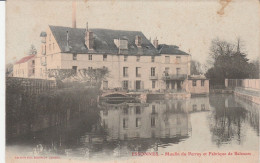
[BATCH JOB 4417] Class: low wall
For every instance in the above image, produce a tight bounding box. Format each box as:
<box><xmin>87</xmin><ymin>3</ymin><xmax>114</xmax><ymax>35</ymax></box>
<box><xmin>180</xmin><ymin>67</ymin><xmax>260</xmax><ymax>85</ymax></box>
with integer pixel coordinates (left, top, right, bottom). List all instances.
<box><xmin>234</xmin><ymin>88</ymin><xmax>260</xmax><ymax>105</ymax></box>
<box><xmin>225</xmin><ymin>79</ymin><xmax>260</xmax><ymax>90</ymax></box>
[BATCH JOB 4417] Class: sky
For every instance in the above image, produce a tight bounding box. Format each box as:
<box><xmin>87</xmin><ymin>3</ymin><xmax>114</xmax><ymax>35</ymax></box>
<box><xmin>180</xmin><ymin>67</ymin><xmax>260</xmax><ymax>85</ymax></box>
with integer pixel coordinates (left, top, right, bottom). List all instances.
<box><xmin>6</xmin><ymin>0</ymin><xmax>260</xmax><ymax>68</ymax></box>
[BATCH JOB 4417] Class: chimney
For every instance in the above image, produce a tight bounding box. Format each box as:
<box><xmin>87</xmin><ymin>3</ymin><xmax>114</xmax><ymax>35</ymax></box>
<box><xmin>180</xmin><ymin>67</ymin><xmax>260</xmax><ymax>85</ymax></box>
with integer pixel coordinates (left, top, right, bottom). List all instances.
<box><xmin>135</xmin><ymin>35</ymin><xmax>142</xmax><ymax>47</ymax></box>
<box><xmin>66</xmin><ymin>31</ymin><xmax>69</xmax><ymax>46</ymax></box>
<box><xmin>85</xmin><ymin>22</ymin><xmax>94</xmax><ymax>50</ymax></box>
<box><xmin>153</xmin><ymin>37</ymin><xmax>158</xmax><ymax>49</ymax></box>
<box><xmin>72</xmin><ymin>0</ymin><xmax>76</xmax><ymax>28</ymax></box>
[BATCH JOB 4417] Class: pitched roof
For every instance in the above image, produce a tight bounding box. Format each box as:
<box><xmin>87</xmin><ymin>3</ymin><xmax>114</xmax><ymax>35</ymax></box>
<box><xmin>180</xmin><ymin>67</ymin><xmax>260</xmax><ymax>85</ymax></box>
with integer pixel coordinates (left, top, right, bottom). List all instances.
<box><xmin>49</xmin><ymin>25</ymin><xmax>159</xmax><ymax>55</ymax></box>
<box><xmin>15</xmin><ymin>55</ymin><xmax>35</xmax><ymax>64</ymax></box>
<box><xmin>158</xmin><ymin>44</ymin><xmax>189</xmax><ymax>55</ymax></box>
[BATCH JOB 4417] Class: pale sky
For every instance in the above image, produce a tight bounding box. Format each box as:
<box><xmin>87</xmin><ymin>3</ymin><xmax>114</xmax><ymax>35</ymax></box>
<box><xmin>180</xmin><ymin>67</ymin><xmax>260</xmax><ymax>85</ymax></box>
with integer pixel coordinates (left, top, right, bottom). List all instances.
<box><xmin>6</xmin><ymin>0</ymin><xmax>260</xmax><ymax>67</ymax></box>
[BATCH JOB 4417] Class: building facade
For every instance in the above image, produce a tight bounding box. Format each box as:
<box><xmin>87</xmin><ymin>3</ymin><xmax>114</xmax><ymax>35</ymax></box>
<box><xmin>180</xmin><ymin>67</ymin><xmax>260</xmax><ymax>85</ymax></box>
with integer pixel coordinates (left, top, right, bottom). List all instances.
<box><xmin>13</xmin><ymin>55</ymin><xmax>35</xmax><ymax>78</ymax></box>
<box><xmin>14</xmin><ymin>25</ymin><xmax>193</xmax><ymax>92</ymax></box>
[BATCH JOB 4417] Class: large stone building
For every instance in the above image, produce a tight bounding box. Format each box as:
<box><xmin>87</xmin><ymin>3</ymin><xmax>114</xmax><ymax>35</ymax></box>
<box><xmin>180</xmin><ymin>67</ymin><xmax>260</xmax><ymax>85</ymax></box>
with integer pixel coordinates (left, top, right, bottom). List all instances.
<box><xmin>28</xmin><ymin>25</ymin><xmax>192</xmax><ymax>92</ymax></box>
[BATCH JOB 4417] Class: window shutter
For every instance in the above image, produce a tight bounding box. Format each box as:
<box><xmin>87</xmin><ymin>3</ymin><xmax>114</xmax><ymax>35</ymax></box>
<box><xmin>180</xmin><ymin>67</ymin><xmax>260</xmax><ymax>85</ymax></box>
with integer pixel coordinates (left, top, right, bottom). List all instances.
<box><xmin>141</xmin><ymin>81</ymin><xmax>144</xmax><ymax>90</ymax></box>
<box><xmin>122</xmin><ymin>81</ymin><xmax>124</xmax><ymax>89</ymax></box>
<box><xmin>134</xmin><ymin>80</ymin><xmax>136</xmax><ymax>90</ymax></box>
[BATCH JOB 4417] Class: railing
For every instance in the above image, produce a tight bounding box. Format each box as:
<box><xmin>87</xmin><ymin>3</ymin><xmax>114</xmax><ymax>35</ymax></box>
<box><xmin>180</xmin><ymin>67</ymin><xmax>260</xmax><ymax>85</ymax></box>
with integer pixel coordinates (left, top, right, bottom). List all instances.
<box><xmin>162</xmin><ymin>74</ymin><xmax>187</xmax><ymax>80</ymax></box>
<box><xmin>149</xmin><ymin>74</ymin><xmax>158</xmax><ymax>80</ymax></box>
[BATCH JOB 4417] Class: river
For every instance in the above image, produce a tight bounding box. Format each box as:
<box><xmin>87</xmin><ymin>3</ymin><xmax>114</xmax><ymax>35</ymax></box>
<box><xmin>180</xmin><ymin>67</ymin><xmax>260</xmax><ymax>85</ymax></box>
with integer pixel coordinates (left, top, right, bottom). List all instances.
<box><xmin>6</xmin><ymin>94</ymin><xmax>259</xmax><ymax>160</ymax></box>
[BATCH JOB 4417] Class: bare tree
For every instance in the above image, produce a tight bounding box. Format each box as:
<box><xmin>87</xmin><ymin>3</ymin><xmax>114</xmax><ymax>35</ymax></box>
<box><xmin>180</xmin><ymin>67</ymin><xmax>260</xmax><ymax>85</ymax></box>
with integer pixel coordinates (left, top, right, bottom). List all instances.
<box><xmin>28</xmin><ymin>44</ymin><xmax>37</xmax><ymax>55</ymax></box>
<box><xmin>190</xmin><ymin>60</ymin><xmax>203</xmax><ymax>75</ymax></box>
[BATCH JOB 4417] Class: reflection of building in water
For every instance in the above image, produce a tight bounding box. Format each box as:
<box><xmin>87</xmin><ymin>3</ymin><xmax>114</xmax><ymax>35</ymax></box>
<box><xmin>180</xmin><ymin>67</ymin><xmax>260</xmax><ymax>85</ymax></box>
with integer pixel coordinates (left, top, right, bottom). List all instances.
<box><xmin>100</xmin><ymin>98</ymin><xmax>209</xmax><ymax>141</ymax></box>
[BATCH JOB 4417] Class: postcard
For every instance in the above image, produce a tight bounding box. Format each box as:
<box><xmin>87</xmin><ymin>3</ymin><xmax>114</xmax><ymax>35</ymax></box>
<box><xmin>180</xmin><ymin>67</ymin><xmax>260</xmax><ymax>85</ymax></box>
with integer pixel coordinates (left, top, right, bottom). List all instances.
<box><xmin>5</xmin><ymin>0</ymin><xmax>260</xmax><ymax>162</ymax></box>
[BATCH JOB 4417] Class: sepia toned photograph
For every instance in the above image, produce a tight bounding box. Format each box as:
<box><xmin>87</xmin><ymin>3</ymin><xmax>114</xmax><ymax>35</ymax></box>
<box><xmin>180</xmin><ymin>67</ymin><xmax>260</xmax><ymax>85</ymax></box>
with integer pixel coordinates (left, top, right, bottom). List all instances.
<box><xmin>4</xmin><ymin>0</ymin><xmax>260</xmax><ymax>162</ymax></box>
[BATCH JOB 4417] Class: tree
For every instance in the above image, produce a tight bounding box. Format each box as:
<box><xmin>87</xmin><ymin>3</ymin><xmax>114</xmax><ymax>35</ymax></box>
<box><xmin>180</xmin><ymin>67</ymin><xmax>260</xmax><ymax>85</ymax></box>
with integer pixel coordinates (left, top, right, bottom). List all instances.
<box><xmin>78</xmin><ymin>67</ymin><xmax>109</xmax><ymax>88</ymax></box>
<box><xmin>47</xmin><ymin>67</ymin><xmax>109</xmax><ymax>89</ymax></box>
<box><xmin>248</xmin><ymin>58</ymin><xmax>260</xmax><ymax>79</ymax></box>
<box><xmin>28</xmin><ymin>44</ymin><xmax>37</xmax><ymax>55</ymax></box>
<box><xmin>47</xmin><ymin>69</ymin><xmax>76</xmax><ymax>88</ymax></box>
<box><xmin>205</xmin><ymin>38</ymin><xmax>252</xmax><ymax>86</ymax></box>
<box><xmin>190</xmin><ymin>60</ymin><xmax>203</xmax><ymax>75</ymax></box>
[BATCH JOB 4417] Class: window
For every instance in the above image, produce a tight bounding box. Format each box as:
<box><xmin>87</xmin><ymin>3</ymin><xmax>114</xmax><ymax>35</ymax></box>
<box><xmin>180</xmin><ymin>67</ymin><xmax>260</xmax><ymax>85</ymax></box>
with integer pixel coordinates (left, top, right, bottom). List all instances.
<box><xmin>165</xmin><ymin>67</ymin><xmax>169</xmax><ymax>76</ymax></box>
<box><xmin>88</xmin><ymin>67</ymin><xmax>92</xmax><ymax>70</ymax></box>
<box><xmin>73</xmin><ymin>53</ymin><xmax>77</xmax><ymax>60</ymax></box>
<box><xmin>192</xmin><ymin>80</ymin><xmax>197</xmax><ymax>86</ymax></box>
<box><xmin>165</xmin><ymin>56</ymin><xmax>170</xmax><ymax>63</ymax></box>
<box><xmin>151</xmin><ymin>117</ymin><xmax>155</xmax><ymax>127</ymax></box>
<box><xmin>49</xmin><ymin>44</ymin><xmax>51</xmax><ymax>51</ymax></box>
<box><xmin>152</xmin><ymin>81</ymin><xmax>156</xmax><ymax>88</ymax></box>
<box><xmin>32</xmin><ymin>68</ymin><xmax>35</xmax><ymax>74</ymax></box>
<box><xmin>123</xmin><ymin>80</ymin><xmax>128</xmax><ymax>90</ymax></box>
<box><xmin>136</xmin><ymin>56</ymin><xmax>140</xmax><ymax>62</ymax></box>
<box><xmin>192</xmin><ymin>104</ymin><xmax>197</xmax><ymax>111</ymax></box>
<box><xmin>123</xmin><ymin>118</ymin><xmax>128</xmax><ymax>129</ymax></box>
<box><xmin>135</xmin><ymin>106</ymin><xmax>141</xmax><ymax>114</ymax></box>
<box><xmin>136</xmin><ymin>67</ymin><xmax>141</xmax><ymax>77</ymax></box>
<box><xmin>176</xmin><ymin>68</ymin><xmax>181</xmax><ymax>75</ymax></box>
<box><xmin>123</xmin><ymin>67</ymin><xmax>128</xmax><ymax>77</ymax></box>
<box><xmin>32</xmin><ymin>60</ymin><xmax>35</xmax><ymax>64</ymax></box>
<box><xmin>72</xmin><ymin>66</ymin><xmax>77</xmax><ymax>71</ymax></box>
<box><xmin>103</xmin><ymin>81</ymin><xmax>108</xmax><ymax>89</ymax></box>
<box><xmin>176</xmin><ymin>56</ymin><xmax>181</xmax><ymax>63</ymax></box>
<box><xmin>201</xmin><ymin>80</ymin><xmax>205</xmax><ymax>86</ymax></box>
<box><xmin>152</xmin><ymin>105</ymin><xmax>156</xmax><ymax>114</ymax></box>
<box><xmin>136</xmin><ymin>80</ymin><xmax>141</xmax><ymax>90</ymax></box>
<box><xmin>124</xmin><ymin>55</ymin><xmax>128</xmax><ymax>61</ymax></box>
<box><xmin>201</xmin><ymin>104</ymin><xmax>205</xmax><ymax>111</ymax></box>
<box><xmin>151</xmin><ymin>67</ymin><xmax>155</xmax><ymax>76</ymax></box>
<box><xmin>151</xmin><ymin>56</ymin><xmax>155</xmax><ymax>62</ymax></box>
<box><xmin>136</xmin><ymin>118</ymin><xmax>141</xmax><ymax>127</ymax></box>
<box><xmin>103</xmin><ymin>54</ymin><xmax>107</xmax><ymax>61</ymax></box>
<box><xmin>123</xmin><ymin>107</ymin><xmax>128</xmax><ymax>114</ymax></box>
<box><xmin>88</xmin><ymin>54</ymin><xmax>92</xmax><ymax>60</ymax></box>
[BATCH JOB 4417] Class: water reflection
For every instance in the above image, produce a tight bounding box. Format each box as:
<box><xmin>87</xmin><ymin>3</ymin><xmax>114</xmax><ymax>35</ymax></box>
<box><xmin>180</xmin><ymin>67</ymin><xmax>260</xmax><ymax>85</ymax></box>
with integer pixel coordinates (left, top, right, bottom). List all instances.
<box><xmin>209</xmin><ymin>95</ymin><xmax>259</xmax><ymax>147</ymax></box>
<box><xmin>6</xmin><ymin>95</ymin><xmax>259</xmax><ymax>159</ymax></box>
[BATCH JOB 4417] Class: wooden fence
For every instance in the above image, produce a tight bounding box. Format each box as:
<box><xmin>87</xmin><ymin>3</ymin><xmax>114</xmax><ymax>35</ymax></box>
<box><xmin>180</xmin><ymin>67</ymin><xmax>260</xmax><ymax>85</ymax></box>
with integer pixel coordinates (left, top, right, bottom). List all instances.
<box><xmin>6</xmin><ymin>77</ymin><xmax>57</xmax><ymax>95</ymax></box>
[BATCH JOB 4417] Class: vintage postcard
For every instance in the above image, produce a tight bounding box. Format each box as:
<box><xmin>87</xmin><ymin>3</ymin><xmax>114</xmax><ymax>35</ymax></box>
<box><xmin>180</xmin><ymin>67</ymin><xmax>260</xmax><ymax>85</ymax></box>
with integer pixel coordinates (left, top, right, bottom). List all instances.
<box><xmin>5</xmin><ymin>0</ymin><xmax>260</xmax><ymax>162</ymax></box>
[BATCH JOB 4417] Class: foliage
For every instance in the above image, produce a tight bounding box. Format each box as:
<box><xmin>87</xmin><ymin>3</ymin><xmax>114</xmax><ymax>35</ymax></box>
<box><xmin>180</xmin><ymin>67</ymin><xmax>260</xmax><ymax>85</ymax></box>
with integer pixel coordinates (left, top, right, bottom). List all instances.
<box><xmin>28</xmin><ymin>44</ymin><xmax>37</xmax><ymax>55</ymax></box>
<box><xmin>248</xmin><ymin>59</ymin><xmax>260</xmax><ymax>79</ymax></box>
<box><xmin>205</xmin><ymin>38</ymin><xmax>253</xmax><ymax>86</ymax></box>
<box><xmin>48</xmin><ymin>67</ymin><xmax>109</xmax><ymax>89</ymax></box>
<box><xmin>190</xmin><ymin>60</ymin><xmax>203</xmax><ymax>75</ymax></box>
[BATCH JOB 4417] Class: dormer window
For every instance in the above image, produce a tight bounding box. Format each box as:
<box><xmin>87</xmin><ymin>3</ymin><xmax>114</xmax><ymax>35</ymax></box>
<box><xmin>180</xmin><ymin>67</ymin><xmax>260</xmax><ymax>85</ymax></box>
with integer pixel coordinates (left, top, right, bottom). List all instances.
<box><xmin>135</xmin><ymin>35</ymin><xmax>142</xmax><ymax>47</ymax></box>
<box><xmin>114</xmin><ymin>39</ymin><xmax>128</xmax><ymax>50</ymax></box>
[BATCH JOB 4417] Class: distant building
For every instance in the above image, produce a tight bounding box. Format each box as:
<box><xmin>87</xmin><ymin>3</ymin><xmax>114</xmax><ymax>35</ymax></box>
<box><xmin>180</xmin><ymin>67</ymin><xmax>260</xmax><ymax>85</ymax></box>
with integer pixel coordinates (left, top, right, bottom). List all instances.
<box><xmin>13</xmin><ymin>55</ymin><xmax>35</xmax><ymax>78</ymax></box>
<box><xmin>186</xmin><ymin>75</ymin><xmax>209</xmax><ymax>95</ymax></box>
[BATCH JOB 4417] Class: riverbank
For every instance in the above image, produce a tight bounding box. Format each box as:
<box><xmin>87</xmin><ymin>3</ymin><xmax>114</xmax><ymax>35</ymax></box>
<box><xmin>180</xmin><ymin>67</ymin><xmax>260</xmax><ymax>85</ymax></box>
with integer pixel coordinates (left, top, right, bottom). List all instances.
<box><xmin>6</xmin><ymin>86</ymin><xmax>100</xmax><ymax>139</ymax></box>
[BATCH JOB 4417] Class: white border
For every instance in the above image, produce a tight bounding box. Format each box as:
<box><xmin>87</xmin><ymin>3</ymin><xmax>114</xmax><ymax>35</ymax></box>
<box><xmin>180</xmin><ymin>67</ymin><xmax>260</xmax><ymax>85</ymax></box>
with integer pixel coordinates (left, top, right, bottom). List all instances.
<box><xmin>0</xmin><ymin>1</ymin><xmax>5</xmax><ymax>163</ymax></box>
